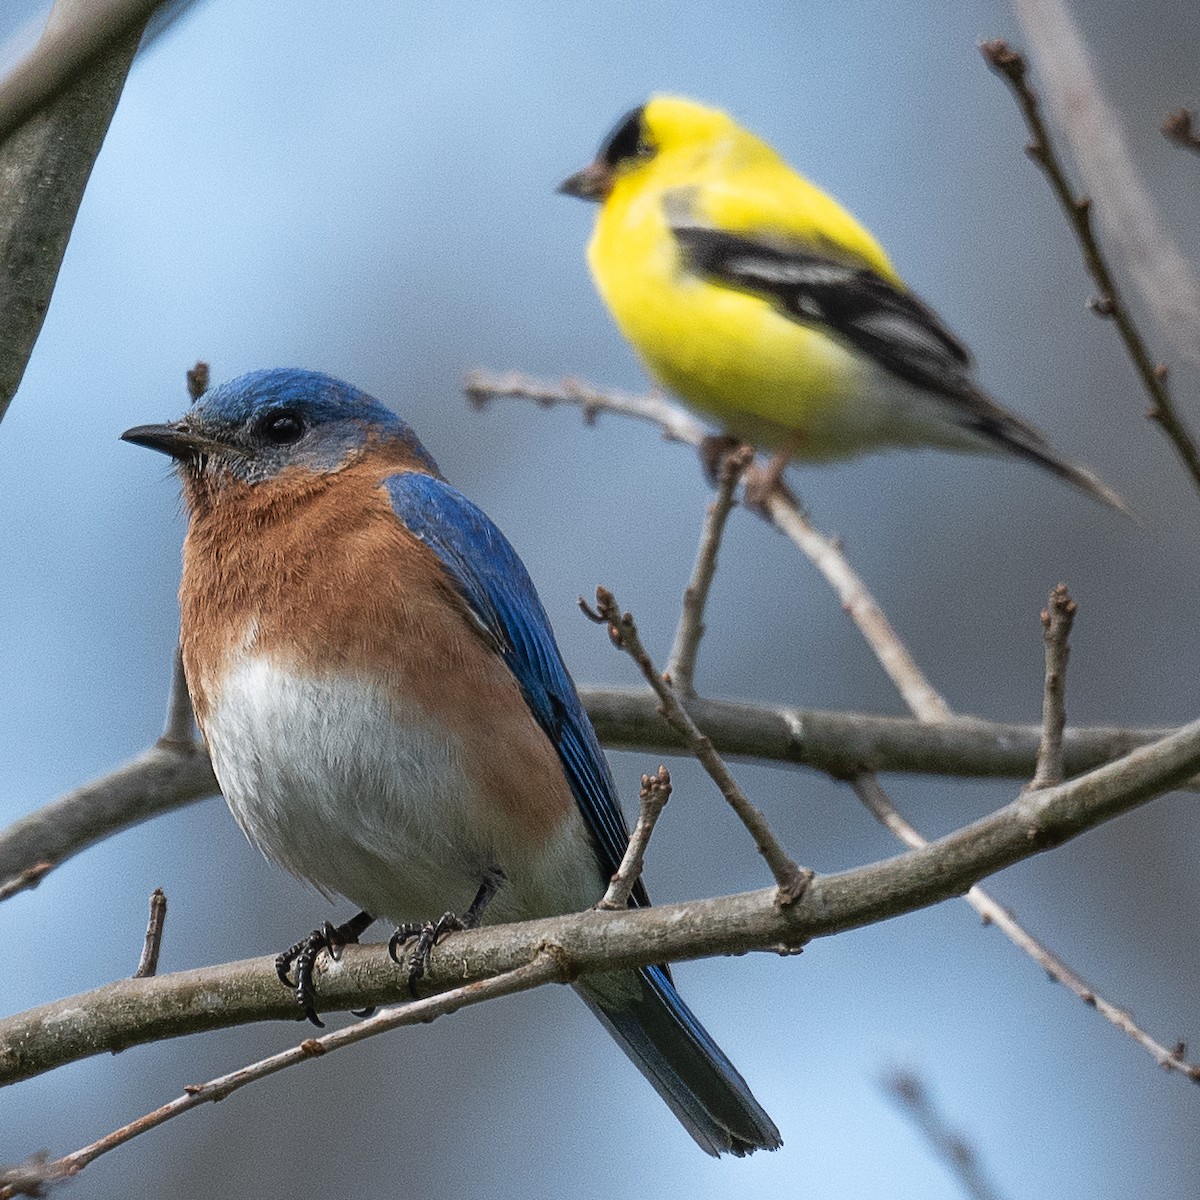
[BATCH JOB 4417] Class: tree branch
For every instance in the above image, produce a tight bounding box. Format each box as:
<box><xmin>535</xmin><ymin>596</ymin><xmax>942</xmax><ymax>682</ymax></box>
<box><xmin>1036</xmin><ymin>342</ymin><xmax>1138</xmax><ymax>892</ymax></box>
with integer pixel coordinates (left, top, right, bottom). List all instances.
<box><xmin>6</xmin><ymin>713</ymin><xmax>1200</xmax><ymax>1087</ymax></box>
<box><xmin>0</xmin><ymin>0</ymin><xmax>154</xmax><ymax>425</ymax></box>
<box><xmin>1</xmin><ymin>688</ymin><xmax>1185</xmax><ymax>904</ymax></box>
<box><xmin>0</xmin><ymin>742</ymin><xmax>217</xmax><ymax>899</ymax></box>
<box><xmin>0</xmin><ymin>0</ymin><xmax>165</xmax><ymax>144</ymax></box>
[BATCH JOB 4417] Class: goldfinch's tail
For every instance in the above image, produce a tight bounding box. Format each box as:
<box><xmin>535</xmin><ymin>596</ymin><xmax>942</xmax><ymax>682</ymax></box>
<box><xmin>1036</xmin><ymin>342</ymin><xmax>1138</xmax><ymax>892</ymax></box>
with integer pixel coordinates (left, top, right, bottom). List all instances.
<box><xmin>961</xmin><ymin>392</ymin><xmax>1132</xmax><ymax>516</ymax></box>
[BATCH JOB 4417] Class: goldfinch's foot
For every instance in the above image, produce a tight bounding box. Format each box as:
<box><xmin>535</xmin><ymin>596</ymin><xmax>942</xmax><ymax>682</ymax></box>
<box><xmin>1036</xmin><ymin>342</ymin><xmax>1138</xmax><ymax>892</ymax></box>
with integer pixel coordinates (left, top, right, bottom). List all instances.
<box><xmin>698</xmin><ymin>434</ymin><xmax>747</xmax><ymax>486</ymax></box>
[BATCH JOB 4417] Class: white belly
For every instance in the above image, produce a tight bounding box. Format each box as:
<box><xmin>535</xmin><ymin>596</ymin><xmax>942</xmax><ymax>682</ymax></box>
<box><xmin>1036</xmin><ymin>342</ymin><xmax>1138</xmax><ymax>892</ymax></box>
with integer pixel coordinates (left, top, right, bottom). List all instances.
<box><xmin>201</xmin><ymin>657</ymin><xmax>600</xmax><ymax>925</ymax></box>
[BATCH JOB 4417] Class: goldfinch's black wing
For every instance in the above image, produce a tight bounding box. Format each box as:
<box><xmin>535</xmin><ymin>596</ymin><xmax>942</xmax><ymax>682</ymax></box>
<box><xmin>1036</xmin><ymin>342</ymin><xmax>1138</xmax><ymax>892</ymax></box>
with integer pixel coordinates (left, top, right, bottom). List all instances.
<box><xmin>673</xmin><ymin>224</ymin><xmax>983</xmax><ymax>402</ymax></box>
<box><xmin>672</xmin><ymin>224</ymin><xmax>1129</xmax><ymax>512</ymax></box>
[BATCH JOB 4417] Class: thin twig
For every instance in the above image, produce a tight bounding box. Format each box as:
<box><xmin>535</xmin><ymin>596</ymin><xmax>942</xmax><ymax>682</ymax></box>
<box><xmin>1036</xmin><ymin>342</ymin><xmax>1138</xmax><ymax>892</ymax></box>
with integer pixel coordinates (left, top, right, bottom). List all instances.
<box><xmin>133</xmin><ymin>888</ymin><xmax>167</xmax><ymax>979</ymax></box>
<box><xmin>466</xmin><ymin>370</ymin><xmax>706</xmax><ymax>444</ymax></box>
<box><xmin>980</xmin><ymin>38</ymin><xmax>1200</xmax><ymax>493</ymax></box>
<box><xmin>883</xmin><ymin>1069</ymin><xmax>1006</xmax><ymax>1200</ymax></box>
<box><xmin>1162</xmin><ymin>109</ymin><xmax>1200</xmax><ymax>157</ymax></box>
<box><xmin>1029</xmin><ymin>584</ymin><xmax>1076</xmax><ymax>790</ymax></box>
<box><xmin>666</xmin><ymin>445</ymin><xmax>753</xmax><ymax>696</ymax></box>
<box><xmin>584</xmin><ymin>586</ymin><xmax>811</xmax><ymax>905</ymax></box>
<box><xmin>0</xmin><ymin>955</ymin><xmax>562</xmax><ymax>1200</ymax></box>
<box><xmin>598</xmin><ymin>766</ymin><xmax>672</xmax><ymax>911</ymax></box>
<box><xmin>852</xmin><ymin>773</ymin><xmax>1200</xmax><ymax>1083</ymax></box>
<box><xmin>468</xmin><ymin>373</ymin><xmax>951</xmax><ymax>719</ymax></box>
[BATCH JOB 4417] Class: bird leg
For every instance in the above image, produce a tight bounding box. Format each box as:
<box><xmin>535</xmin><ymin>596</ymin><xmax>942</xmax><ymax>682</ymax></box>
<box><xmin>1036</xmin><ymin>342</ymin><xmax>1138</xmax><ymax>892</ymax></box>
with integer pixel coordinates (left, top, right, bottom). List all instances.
<box><xmin>743</xmin><ymin>432</ymin><xmax>804</xmax><ymax>514</ymax></box>
<box><xmin>388</xmin><ymin>867</ymin><xmax>506</xmax><ymax>995</ymax></box>
<box><xmin>275</xmin><ymin>909</ymin><xmax>376</xmax><ymax>1027</ymax></box>
<box><xmin>698</xmin><ymin>433</ymin><xmax>747</xmax><ymax>486</ymax></box>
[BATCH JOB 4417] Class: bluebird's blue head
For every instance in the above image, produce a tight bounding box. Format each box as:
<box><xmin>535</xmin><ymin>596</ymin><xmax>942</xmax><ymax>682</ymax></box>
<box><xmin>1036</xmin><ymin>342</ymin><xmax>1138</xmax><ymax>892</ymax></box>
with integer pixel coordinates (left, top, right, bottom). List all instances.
<box><xmin>121</xmin><ymin>368</ymin><xmax>440</xmax><ymax>484</ymax></box>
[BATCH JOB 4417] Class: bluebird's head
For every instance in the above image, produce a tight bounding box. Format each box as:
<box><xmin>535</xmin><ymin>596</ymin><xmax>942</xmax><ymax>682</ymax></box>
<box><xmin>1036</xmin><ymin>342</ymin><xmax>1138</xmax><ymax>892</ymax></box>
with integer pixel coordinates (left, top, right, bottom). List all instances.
<box><xmin>121</xmin><ymin>368</ymin><xmax>440</xmax><ymax>486</ymax></box>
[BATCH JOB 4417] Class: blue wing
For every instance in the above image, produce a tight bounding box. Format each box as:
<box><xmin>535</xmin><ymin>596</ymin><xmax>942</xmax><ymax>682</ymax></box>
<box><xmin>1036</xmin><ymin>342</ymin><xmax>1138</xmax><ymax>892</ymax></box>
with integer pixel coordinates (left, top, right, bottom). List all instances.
<box><xmin>384</xmin><ymin>471</ymin><xmax>645</xmax><ymax>906</ymax></box>
<box><xmin>385</xmin><ymin>471</ymin><xmax>780</xmax><ymax>1156</ymax></box>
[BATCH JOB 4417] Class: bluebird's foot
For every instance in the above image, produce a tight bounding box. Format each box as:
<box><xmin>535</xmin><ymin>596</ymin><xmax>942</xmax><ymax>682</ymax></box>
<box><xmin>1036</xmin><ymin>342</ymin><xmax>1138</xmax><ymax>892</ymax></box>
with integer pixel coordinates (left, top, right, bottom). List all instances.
<box><xmin>389</xmin><ymin>912</ymin><xmax>465</xmax><ymax>995</ymax></box>
<box><xmin>387</xmin><ymin>868</ymin><xmax>507</xmax><ymax>996</ymax></box>
<box><xmin>276</xmin><ymin>909</ymin><xmax>376</xmax><ymax>1027</ymax></box>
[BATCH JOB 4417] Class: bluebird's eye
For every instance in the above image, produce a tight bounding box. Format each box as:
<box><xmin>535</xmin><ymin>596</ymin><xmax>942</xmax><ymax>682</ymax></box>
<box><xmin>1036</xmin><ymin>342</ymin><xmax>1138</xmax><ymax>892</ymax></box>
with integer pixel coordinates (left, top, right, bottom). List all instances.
<box><xmin>258</xmin><ymin>410</ymin><xmax>305</xmax><ymax>446</ymax></box>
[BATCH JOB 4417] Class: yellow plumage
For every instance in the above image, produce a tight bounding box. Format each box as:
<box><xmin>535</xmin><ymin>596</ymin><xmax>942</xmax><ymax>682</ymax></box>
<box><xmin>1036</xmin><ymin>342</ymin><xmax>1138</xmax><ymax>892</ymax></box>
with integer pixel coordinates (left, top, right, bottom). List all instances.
<box><xmin>560</xmin><ymin>95</ymin><xmax>1126</xmax><ymax>509</ymax></box>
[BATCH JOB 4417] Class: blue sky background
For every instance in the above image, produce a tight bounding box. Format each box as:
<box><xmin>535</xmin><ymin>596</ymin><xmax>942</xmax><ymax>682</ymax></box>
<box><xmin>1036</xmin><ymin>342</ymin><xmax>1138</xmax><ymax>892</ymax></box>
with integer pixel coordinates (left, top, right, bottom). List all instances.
<box><xmin>3</xmin><ymin>1</ymin><xmax>1200</xmax><ymax>1196</ymax></box>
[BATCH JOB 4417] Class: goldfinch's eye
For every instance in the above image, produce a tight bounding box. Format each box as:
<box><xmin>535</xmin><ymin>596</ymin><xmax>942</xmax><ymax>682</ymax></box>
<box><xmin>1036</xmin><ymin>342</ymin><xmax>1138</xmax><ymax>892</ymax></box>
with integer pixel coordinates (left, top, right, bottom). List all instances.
<box><xmin>257</xmin><ymin>410</ymin><xmax>305</xmax><ymax>445</ymax></box>
<box><xmin>602</xmin><ymin>105</ymin><xmax>654</xmax><ymax>167</ymax></box>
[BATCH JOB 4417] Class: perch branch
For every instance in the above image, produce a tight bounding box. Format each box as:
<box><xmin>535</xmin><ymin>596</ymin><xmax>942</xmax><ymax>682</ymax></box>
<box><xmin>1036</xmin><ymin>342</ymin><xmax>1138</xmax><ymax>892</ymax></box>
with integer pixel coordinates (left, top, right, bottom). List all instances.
<box><xmin>5</xmin><ymin>711</ymin><xmax>1200</xmax><ymax>1086</ymax></box>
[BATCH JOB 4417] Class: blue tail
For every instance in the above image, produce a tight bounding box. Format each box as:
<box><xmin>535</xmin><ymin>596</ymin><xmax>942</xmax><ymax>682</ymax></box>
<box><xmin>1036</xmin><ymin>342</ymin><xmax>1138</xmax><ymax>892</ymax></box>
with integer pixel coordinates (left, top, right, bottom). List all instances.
<box><xmin>576</xmin><ymin>964</ymin><xmax>781</xmax><ymax>1156</ymax></box>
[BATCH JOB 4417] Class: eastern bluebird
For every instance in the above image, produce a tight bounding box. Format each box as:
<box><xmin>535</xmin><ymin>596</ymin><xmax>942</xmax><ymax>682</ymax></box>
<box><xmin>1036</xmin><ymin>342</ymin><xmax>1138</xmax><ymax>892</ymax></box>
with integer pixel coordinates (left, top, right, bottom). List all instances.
<box><xmin>122</xmin><ymin>367</ymin><xmax>780</xmax><ymax>1156</ymax></box>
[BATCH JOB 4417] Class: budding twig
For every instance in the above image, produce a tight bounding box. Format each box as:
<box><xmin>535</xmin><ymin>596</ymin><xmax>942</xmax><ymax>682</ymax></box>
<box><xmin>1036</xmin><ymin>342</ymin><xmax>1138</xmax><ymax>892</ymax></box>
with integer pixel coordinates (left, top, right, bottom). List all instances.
<box><xmin>1029</xmin><ymin>584</ymin><xmax>1077</xmax><ymax>791</ymax></box>
<box><xmin>132</xmin><ymin>888</ymin><xmax>167</xmax><ymax>979</ymax></box>
<box><xmin>583</xmin><ymin>587</ymin><xmax>811</xmax><ymax>906</ymax></box>
<box><xmin>597</xmin><ymin>766</ymin><xmax>672</xmax><ymax>911</ymax></box>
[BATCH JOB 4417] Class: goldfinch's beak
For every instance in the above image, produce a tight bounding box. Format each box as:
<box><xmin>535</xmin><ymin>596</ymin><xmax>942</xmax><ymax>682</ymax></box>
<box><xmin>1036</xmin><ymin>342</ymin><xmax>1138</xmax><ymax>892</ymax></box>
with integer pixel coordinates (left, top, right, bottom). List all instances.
<box><xmin>557</xmin><ymin>159</ymin><xmax>614</xmax><ymax>202</ymax></box>
<box><xmin>121</xmin><ymin>421</ymin><xmax>208</xmax><ymax>460</ymax></box>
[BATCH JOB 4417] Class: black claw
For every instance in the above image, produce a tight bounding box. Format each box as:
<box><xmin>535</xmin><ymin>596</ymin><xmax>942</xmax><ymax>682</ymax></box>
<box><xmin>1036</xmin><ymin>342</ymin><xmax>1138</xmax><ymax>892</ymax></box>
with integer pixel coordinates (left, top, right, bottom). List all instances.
<box><xmin>387</xmin><ymin>873</ymin><xmax>505</xmax><ymax>997</ymax></box>
<box><xmin>388</xmin><ymin>923</ymin><xmax>423</xmax><ymax>964</ymax></box>
<box><xmin>405</xmin><ymin>912</ymin><xmax>464</xmax><ymax>994</ymax></box>
<box><xmin>273</xmin><ymin>910</ymin><xmax>376</xmax><ymax>1027</ymax></box>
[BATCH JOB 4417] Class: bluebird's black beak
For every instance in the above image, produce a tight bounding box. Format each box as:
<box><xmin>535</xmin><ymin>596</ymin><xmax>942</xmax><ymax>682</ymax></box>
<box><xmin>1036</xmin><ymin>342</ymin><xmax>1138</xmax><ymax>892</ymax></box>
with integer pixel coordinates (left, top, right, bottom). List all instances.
<box><xmin>120</xmin><ymin>421</ymin><xmax>204</xmax><ymax>460</ymax></box>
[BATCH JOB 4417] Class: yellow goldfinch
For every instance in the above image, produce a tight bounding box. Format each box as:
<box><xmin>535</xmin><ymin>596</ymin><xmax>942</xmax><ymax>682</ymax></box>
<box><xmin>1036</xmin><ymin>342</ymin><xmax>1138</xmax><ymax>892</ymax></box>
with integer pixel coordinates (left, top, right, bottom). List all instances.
<box><xmin>559</xmin><ymin>95</ymin><xmax>1126</xmax><ymax>511</ymax></box>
